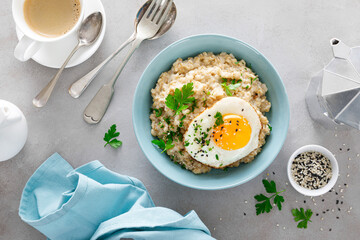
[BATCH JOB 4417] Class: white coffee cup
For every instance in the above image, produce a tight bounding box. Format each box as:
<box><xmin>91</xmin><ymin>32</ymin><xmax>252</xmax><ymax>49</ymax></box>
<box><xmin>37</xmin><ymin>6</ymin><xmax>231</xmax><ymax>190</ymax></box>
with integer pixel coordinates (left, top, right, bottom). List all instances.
<box><xmin>12</xmin><ymin>0</ymin><xmax>85</xmax><ymax>62</ymax></box>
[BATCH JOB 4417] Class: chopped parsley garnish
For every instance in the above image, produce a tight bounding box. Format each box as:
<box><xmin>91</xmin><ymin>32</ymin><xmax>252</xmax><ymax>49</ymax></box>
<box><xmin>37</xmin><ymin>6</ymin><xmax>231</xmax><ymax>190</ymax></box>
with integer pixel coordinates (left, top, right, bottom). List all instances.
<box><xmin>235</xmin><ymin>61</ymin><xmax>239</xmax><ymax>64</ymax></box>
<box><xmin>292</xmin><ymin>208</ymin><xmax>313</xmax><ymax>229</ymax></box>
<box><xmin>151</xmin><ymin>138</ymin><xmax>174</xmax><ymax>153</ymax></box>
<box><xmin>221</xmin><ymin>79</ymin><xmax>241</xmax><ymax>96</ymax></box>
<box><xmin>179</xmin><ymin>115</ymin><xmax>186</xmax><ymax>128</ymax></box>
<box><xmin>215</xmin><ymin>154</ymin><xmax>219</xmax><ymax>160</ymax></box>
<box><xmin>153</xmin><ymin>108</ymin><xmax>163</xmax><ymax>117</ymax></box>
<box><xmin>164</xmin><ymin>117</ymin><xmax>171</xmax><ymax>124</ymax></box>
<box><xmin>165</xmin><ymin>83</ymin><xmax>195</xmax><ymax>115</ymax></box>
<box><xmin>254</xmin><ymin>179</ymin><xmax>285</xmax><ymax>215</ymax></box>
<box><xmin>251</xmin><ymin>77</ymin><xmax>258</xmax><ymax>85</ymax></box>
<box><xmin>268</xmin><ymin>124</ymin><xmax>272</xmax><ymax>131</ymax></box>
<box><xmin>214</xmin><ymin>112</ymin><xmax>224</xmax><ymax>127</ymax></box>
<box><xmin>103</xmin><ymin>124</ymin><xmax>122</xmax><ymax>149</ymax></box>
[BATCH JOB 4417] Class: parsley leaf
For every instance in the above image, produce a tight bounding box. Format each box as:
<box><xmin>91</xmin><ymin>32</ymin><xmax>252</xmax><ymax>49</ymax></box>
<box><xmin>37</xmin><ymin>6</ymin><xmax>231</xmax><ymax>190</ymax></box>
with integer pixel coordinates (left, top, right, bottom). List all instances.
<box><xmin>165</xmin><ymin>83</ymin><xmax>195</xmax><ymax>115</ymax></box>
<box><xmin>151</xmin><ymin>138</ymin><xmax>174</xmax><ymax>153</ymax></box>
<box><xmin>292</xmin><ymin>208</ymin><xmax>313</xmax><ymax>229</ymax></box>
<box><xmin>268</xmin><ymin>124</ymin><xmax>272</xmax><ymax>131</ymax></box>
<box><xmin>214</xmin><ymin>112</ymin><xmax>224</xmax><ymax>127</ymax></box>
<box><xmin>254</xmin><ymin>179</ymin><xmax>285</xmax><ymax>215</ymax></box>
<box><xmin>104</xmin><ymin>124</ymin><xmax>122</xmax><ymax>149</ymax></box>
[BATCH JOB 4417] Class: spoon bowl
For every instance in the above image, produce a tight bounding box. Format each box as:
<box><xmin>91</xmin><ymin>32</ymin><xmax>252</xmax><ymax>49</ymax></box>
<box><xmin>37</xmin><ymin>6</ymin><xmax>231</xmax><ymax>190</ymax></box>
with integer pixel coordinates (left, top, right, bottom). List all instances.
<box><xmin>79</xmin><ymin>12</ymin><xmax>103</xmax><ymax>45</ymax></box>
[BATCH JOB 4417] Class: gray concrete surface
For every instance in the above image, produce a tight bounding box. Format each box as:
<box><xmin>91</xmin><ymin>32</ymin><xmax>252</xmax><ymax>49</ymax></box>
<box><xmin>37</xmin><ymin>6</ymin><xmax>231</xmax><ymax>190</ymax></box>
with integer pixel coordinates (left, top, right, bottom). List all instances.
<box><xmin>1</xmin><ymin>0</ymin><xmax>360</xmax><ymax>239</ymax></box>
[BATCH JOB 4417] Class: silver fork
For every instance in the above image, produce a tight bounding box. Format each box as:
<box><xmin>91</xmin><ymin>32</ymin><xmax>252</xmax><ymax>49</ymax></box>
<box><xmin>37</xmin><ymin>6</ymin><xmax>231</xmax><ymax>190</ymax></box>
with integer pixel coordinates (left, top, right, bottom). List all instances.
<box><xmin>83</xmin><ymin>0</ymin><xmax>173</xmax><ymax>124</ymax></box>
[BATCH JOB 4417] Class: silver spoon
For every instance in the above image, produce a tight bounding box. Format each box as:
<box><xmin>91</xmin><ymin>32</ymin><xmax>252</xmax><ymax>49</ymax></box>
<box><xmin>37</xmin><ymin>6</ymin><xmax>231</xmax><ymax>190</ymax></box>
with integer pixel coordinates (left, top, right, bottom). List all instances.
<box><xmin>83</xmin><ymin>0</ymin><xmax>173</xmax><ymax>124</ymax></box>
<box><xmin>68</xmin><ymin>0</ymin><xmax>176</xmax><ymax>99</ymax></box>
<box><xmin>33</xmin><ymin>12</ymin><xmax>103</xmax><ymax>108</ymax></box>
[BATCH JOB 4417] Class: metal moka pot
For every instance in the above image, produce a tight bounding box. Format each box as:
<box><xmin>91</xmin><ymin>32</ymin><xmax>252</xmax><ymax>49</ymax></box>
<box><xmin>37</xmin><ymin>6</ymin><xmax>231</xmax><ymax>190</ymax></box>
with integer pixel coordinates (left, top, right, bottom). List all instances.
<box><xmin>306</xmin><ymin>38</ymin><xmax>360</xmax><ymax>130</ymax></box>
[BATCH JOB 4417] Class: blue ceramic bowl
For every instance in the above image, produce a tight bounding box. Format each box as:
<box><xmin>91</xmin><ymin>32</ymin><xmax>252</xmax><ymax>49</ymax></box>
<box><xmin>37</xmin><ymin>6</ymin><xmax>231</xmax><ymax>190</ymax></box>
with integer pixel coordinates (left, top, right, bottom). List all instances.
<box><xmin>133</xmin><ymin>34</ymin><xmax>289</xmax><ymax>190</ymax></box>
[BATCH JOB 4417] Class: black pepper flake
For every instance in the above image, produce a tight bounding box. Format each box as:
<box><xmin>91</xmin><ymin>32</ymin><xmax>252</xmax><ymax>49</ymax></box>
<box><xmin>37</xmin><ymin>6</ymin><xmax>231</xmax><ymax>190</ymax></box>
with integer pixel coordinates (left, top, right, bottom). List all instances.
<box><xmin>323</xmin><ymin>211</ymin><xmax>326</xmax><ymax>214</ymax></box>
<box><xmin>329</xmin><ymin>228</ymin><xmax>332</xmax><ymax>232</ymax></box>
<box><xmin>341</xmin><ymin>201</ymin><xmax>343</xmax><ymax>204</ymax></box>
<box><xmin>244</xmin><ymin>213</ymin><xmax>246</xmax><ymax>216</ymax></box>
<box><xmin>336</xmin><ymin>200</ymin><xmax>339</xmax><ymax>204</ymax></box>
<box><xmin>272</xmin><ymin>172</ymin><xmax>275</xmax><ymax>175</ymax></box>
<box><xmin>316</xmin><ymin>213</ymin><xmax>319</xmax><ymax>216</ymax></box>
<box><xmin>340</xmin><ymin>148</ymin><xmax>342</xmax><ymax>151</ymax></box>
<box><xmin>338</xmin><ymin>208</ymin><xmax>341</xmax><ymax>211</ymax></box>
<box><xmin>304</xmin><ymin>200</ymin><xmax>306</xmax><ymax>204</ymax></box>
<box><xmin>322</xmin><ymin>199</ymin><xmax>325</xmax><ymax>202</ymax></box>
<box><xmin>347</xmin><ymin>148</ymin><xmax>350</xmax><ymax>151</ymax></box>
<box><xmin>336</xmin><ymin>216</ymin><xmax>339</xmax><ymax>219</ymax></box>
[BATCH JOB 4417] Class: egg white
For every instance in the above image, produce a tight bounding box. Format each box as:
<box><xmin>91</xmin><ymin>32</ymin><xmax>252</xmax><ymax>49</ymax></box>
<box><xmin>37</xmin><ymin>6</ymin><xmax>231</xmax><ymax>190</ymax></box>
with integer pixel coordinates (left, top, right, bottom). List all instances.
<box><xmin>184</xmin><ymin>97</ymin><xmax>261</xmax><ymax>168</ymax></box>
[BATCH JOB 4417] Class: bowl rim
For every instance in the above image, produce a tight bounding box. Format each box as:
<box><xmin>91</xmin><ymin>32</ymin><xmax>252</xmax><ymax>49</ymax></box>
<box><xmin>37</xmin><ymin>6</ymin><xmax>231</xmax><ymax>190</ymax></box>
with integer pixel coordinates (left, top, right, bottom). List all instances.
<box><xmin>287</xmin><ymin>144</ymin><xmax>339</xmax><ymax>196</ymax></box>
<box><xmin>132</xmin><ymin>33</ymin><xmax>290</xmax><ymax>190</ymax></box>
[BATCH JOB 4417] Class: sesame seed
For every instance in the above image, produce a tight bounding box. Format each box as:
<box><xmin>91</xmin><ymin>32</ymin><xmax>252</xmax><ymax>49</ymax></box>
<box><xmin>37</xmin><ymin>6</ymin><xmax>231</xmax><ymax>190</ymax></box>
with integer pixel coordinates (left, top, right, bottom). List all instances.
<box><xmin>244</xmin><ymin>200</ymin><xmax>248</xmax><ymax>204</ymax></box>
<box><xmin>321</xmin><ymin>217</ymin><xmax>324</xmax><ymax>220</ymax></box>
<box><xmin>283</xmin><ymin>227</ymin><xmax>286</xmax><ymax>230</ymax></box>
<box><xmin>276</xmin><ymin>224</ymin><xmax>279</xmax><ymax>227</ymax></box>
<box><xmin>320</xmin><ymin>228</ymin><xmax>323</xmax><ymax>231</ymax></box>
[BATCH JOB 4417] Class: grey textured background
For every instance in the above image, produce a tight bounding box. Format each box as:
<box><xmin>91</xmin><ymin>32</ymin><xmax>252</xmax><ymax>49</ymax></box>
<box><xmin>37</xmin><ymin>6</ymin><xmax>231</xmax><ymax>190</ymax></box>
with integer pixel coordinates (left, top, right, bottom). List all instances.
<box><xmin>1</xmin><ymin>0</ymin><xmax>360</xmax><ymax>239</ymax></box>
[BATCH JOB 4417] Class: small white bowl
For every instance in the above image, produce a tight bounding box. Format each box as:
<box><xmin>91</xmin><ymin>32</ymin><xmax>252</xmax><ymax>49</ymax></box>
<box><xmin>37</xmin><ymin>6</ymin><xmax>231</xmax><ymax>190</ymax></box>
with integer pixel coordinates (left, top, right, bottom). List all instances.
<box><xmin>287</xmin><ymin>145</ymin><xmax>339</xmax><ymax>196</ymax></box>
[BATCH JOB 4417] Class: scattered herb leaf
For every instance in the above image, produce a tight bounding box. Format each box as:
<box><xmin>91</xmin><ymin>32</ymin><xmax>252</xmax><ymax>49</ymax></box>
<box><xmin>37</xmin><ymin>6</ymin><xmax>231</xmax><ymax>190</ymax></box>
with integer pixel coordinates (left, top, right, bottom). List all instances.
<box><xmin>292</xmin><ymin>208</ymin><xmax>313</xmax><ymax>229</ymax></box>
<box><xmin>268</xmin><ymin>124</ymin><xmax>272</xmax><ymax>131</ymax></box>
<box><xmin>104</xmin><ymin>124</ymin><xmax>122</xmax><ymax>149</ymax></box>
<box><xmin>254</xmin><ymin>179</ymin><xmax>285</xmax><ymax>215</ymax></box>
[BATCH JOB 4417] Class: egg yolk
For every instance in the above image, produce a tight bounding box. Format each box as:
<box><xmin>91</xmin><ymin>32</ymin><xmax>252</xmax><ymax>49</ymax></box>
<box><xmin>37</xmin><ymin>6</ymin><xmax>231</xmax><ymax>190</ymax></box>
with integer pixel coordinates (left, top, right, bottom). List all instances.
<box><xmin>212</xmin><ymin>114</ymin><xmax>252</xmax><ymax>150</ymax></box>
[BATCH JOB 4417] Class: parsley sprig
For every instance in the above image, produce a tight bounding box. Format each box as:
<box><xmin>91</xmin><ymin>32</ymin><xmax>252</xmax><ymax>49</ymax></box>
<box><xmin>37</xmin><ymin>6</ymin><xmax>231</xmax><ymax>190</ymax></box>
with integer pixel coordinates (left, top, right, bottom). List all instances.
<box><xmin>292</xmin><ymin>208</ymin><xmax>313</xmax><ymax>229</ymax></box>
<box><xmin>214</xmin><ymin>112</ymin><xmax>224</xmax><ymax>127</ymax></box>
<box><xmin>151</xmin><ymin>138</ymin><xmax>174</xmax><ymax>153</ymax></box>
<box><xmin>104</xmin><ymin>124</ymin><xmax>122</xmax><ymax>149</ymax></box>
<box><xmin>254</xmin><ymin>179</ymin><xmax>285</xmax><ymax>215</ymax></box>
<box><xmin>165</xmin><ymin>83</ymin><xmax>195</xmax><ymax>115</ymax></box>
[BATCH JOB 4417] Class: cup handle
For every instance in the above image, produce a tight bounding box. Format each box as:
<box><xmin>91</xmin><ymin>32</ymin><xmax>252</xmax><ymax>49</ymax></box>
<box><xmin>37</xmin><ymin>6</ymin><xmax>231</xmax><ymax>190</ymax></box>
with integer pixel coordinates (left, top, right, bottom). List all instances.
<box><xmin>14</xmin><ymin>35</ymin><xmax>42</xmax><ymax>61</ymax></box>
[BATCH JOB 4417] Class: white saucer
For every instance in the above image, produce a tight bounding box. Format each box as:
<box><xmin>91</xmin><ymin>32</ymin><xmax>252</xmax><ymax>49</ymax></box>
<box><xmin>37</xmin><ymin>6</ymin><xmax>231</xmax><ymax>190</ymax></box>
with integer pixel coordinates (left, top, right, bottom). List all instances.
<box><xmin>15</xmin><ymin>0</ymin><xmax>106</xmax><ymax>69</ymax></box>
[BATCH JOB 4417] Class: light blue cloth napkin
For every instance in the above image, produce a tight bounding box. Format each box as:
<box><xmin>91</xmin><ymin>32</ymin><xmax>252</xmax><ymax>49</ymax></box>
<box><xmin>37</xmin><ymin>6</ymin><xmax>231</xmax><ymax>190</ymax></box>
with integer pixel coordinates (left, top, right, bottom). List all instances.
<box><xmin>19</xmin><ymin>153</ymin><xmax>215</xmax><ymax>240</ymax></box>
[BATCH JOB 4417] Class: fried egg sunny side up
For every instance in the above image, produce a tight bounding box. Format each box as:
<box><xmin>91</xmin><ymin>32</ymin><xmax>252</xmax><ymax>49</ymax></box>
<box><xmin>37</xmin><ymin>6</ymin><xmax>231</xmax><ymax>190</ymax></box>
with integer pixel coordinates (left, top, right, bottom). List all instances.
<box><xmin>184</xmin><ymin>97</ymin><xmax>262</xmax><ymax>168</ymax></box>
